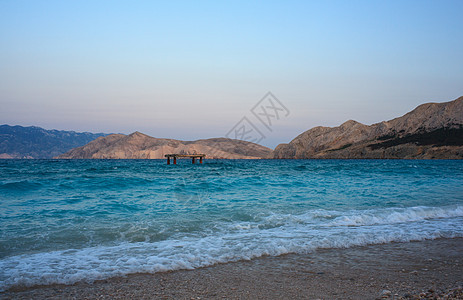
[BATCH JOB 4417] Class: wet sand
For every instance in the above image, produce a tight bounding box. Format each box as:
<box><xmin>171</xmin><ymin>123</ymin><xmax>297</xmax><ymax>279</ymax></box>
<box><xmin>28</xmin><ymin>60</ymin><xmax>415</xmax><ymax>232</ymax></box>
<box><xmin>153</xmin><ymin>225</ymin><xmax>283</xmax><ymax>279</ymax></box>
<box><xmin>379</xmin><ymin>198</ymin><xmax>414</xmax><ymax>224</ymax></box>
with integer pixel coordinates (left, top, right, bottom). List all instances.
<box><xmin>2</xmin><ymin>238</ymin><xmax>463</xmax><ymax>299</ymax></box>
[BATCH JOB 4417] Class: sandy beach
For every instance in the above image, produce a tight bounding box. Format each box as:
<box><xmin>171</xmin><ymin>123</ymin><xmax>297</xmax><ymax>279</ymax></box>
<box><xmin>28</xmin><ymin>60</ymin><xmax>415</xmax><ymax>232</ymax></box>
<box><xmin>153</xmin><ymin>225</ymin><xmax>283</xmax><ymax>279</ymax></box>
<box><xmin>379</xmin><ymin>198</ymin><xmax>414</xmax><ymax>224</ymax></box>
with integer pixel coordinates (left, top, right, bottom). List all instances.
<box><xmin>2</xmin><ymin>237</ymin><xmax>462</xmax><ymax>299</ymax></box>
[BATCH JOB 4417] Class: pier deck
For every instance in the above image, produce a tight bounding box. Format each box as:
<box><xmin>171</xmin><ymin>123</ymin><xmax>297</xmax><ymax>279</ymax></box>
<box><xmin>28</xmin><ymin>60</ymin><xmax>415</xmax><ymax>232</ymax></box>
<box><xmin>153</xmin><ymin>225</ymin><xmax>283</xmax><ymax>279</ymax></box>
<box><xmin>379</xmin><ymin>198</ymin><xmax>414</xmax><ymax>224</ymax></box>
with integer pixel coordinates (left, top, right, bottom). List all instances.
<box><xmin>165</xmin><ymin>154</ymin><xmax>205</xmax><ymax>164</ymax></box>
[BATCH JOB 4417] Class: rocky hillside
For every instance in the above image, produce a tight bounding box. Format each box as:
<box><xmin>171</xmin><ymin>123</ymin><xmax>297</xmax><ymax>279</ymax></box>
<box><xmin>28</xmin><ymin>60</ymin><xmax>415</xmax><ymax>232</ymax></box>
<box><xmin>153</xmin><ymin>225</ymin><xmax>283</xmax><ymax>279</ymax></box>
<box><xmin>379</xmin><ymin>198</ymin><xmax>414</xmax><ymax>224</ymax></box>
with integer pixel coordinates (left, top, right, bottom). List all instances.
<box><xmin>274</xmin><ymin>96</ymin><xmax>463</xmax><ymax>159</ymax></box>
<box><xmin>0</xmin><ymin>125</ymin><xmax>108</xmax><ymax>159</ymax></box>
<box><xmin>56</xmin><ymin>132</ymin><xmax>273</xmax><ymax>159</ymax></box>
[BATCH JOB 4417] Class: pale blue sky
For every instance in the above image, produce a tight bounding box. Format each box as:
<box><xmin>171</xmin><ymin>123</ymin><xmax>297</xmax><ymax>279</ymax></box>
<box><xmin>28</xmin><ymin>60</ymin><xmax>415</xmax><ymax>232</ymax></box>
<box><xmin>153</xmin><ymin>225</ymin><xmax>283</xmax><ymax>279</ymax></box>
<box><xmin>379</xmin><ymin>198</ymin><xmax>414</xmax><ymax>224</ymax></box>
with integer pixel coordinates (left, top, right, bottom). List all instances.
<box><xmin>1</xmin><ymin>0</ymin><xmax>462</xmax><ymax>148</ymax></box>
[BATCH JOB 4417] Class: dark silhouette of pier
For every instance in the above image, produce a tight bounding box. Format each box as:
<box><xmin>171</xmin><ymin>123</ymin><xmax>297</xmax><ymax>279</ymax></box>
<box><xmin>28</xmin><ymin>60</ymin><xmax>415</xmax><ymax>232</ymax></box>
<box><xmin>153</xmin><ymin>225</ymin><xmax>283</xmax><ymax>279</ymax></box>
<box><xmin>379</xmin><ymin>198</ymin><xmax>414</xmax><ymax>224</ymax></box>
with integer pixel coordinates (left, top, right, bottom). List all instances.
<box><xmin>165</xmin><ymin>154</ymin><xmax>205</xmax><ymax>164</ymax></box>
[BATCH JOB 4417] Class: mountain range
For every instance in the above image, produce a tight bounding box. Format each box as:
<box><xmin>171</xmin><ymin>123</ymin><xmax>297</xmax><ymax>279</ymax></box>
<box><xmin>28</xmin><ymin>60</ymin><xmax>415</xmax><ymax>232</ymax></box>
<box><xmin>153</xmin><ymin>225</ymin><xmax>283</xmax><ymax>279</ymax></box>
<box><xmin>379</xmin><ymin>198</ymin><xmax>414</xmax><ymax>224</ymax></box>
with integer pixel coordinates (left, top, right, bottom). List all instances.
<box><xmin>2</xmin><ymin>96</ymin><xmax>462</xmax><ymax>159</ymax></box>
<box><xmin>0</xmin><ymin>125</ymin><xmax>107</xmax><ymax>159</ymax></box>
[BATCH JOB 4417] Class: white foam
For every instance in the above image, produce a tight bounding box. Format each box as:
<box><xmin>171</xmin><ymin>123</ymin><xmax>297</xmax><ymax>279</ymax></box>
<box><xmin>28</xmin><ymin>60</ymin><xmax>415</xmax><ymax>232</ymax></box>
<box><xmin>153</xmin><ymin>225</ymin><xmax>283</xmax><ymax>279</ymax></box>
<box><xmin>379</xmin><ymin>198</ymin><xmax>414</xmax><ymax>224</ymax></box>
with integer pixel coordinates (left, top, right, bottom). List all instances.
<box><xmin>1</xmin><ymin>205</ymin><xmax>462</xmax><ymax>291</ymax></box>
<box><xmin>328</xmin><ymin>206</ymin><xmax>463</xmax><ymax>226</ymax></box>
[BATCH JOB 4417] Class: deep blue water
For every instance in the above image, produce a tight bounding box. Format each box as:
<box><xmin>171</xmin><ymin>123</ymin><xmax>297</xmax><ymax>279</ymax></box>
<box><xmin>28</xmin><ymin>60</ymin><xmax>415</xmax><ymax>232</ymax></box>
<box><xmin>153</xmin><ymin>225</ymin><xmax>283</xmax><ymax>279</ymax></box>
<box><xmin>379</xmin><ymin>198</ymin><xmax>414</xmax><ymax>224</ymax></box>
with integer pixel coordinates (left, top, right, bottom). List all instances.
<box><xmin>1</xmin><ymin>159</ymin><xmax>463</xmax><ymax>290</ymax></box>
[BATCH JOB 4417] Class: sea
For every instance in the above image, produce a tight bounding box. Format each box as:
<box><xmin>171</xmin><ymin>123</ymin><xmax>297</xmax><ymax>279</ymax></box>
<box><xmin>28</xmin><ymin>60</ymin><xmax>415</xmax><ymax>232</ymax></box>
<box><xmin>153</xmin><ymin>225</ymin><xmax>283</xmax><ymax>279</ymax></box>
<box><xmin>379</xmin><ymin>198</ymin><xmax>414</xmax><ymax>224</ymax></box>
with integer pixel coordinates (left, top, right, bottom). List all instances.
<box><xmin>1</xmin><ymin>159</ymin><xmax>463</xmax><ymax>291</ymax></box>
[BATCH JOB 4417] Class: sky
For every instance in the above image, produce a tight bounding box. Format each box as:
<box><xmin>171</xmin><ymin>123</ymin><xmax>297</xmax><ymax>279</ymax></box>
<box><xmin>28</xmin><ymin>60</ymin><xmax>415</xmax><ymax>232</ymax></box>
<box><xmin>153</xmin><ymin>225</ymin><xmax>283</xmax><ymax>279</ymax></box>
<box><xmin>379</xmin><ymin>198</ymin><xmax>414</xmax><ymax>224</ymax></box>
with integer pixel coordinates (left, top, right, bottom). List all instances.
<box><xmin>1</xmin><ymin>0</ymin><xmax>462</xmax><ymax>148</ymax></box>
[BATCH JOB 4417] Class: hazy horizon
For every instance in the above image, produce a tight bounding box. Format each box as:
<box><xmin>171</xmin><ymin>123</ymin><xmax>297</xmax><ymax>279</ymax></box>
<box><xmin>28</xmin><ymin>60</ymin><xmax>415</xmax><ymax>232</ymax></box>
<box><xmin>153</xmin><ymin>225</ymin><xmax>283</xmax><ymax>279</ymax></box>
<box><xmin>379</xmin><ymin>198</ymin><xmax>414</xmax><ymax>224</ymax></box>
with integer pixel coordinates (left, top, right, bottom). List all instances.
<box><xmin>1</xmin><ymin>1</ymin><xmax>463</xmax><ymax>148</ymax></box>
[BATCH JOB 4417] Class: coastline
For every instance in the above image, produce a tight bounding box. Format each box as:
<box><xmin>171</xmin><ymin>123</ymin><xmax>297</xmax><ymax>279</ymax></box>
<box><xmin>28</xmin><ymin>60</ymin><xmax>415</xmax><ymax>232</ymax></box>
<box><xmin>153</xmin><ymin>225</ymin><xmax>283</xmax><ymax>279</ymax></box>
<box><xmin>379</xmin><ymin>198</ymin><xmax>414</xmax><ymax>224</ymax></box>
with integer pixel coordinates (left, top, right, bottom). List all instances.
<box><xmin>2</xmin><ymin>238</ymin><xmax>462</xmax><ymax>299</ymax></box>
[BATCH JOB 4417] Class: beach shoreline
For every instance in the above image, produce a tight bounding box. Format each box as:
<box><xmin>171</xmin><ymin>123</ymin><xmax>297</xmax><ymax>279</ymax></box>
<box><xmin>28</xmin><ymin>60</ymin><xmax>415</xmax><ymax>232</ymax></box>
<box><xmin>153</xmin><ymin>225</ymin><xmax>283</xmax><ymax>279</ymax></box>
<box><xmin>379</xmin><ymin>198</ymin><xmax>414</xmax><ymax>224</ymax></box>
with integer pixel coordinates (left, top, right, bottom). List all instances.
<box><xmin>2</xmin><ymin>237</ymin><xmax>462</xmax><ymax>299</ymax></box>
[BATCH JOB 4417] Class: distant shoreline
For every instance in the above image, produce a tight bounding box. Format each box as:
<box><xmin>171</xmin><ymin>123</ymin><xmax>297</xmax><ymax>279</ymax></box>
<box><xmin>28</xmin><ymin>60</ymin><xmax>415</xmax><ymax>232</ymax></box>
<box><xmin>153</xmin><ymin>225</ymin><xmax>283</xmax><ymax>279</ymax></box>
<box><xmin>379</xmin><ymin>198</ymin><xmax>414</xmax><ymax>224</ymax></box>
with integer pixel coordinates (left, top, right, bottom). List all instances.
<box><xmin>2</xmin><ymin>97</ymin><xmax>462</xmax><ymax>159</ymax></box>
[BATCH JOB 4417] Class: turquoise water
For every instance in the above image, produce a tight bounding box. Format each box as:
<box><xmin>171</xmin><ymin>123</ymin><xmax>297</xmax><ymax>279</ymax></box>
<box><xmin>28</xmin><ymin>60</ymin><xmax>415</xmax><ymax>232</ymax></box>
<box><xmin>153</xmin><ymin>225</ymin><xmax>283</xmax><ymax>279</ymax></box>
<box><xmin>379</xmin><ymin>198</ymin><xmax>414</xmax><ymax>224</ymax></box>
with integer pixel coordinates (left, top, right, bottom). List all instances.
<box><xmin>1</xmin><ymin>159</ymin><xmax>463</xmax><ymax>290</ymax></box>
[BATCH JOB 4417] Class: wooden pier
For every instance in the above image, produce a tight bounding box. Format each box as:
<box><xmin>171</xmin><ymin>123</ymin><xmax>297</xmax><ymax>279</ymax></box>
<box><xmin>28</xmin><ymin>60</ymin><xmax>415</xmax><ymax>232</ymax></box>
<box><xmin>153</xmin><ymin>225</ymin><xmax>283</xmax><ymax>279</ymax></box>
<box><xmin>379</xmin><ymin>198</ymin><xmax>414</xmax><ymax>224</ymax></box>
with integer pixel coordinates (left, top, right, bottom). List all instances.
<box><xmin>165</xmin><ymin>154</ymin><xmax>205</xmax><ymax>165</ymax></box>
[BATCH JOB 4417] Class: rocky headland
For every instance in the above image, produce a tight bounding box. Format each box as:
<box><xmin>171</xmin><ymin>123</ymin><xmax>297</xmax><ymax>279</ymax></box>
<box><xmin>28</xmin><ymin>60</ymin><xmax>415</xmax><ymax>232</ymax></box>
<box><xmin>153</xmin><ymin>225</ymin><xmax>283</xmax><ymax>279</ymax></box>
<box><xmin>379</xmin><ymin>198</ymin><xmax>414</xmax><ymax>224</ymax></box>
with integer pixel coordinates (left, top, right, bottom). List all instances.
<box><xmin>274</xmin><ymin>96</ymin><xmax>463</xmax><ymax>159</ymax></box>
<box><xmin>56</xmin><ymin>132</ymin><xmax>273</xmax><ymax>159</ymax></box>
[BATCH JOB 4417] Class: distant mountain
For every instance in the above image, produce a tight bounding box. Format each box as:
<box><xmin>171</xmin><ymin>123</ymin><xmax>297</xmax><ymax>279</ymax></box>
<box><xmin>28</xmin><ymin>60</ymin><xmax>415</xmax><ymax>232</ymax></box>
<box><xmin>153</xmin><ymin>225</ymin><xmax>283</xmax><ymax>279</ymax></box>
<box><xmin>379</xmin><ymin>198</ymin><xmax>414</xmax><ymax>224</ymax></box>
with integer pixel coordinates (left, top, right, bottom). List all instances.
<box><xmin>273</xmin><ymin>96</ymin><xmax>463</xmax><ymax>159</ymax></box>
<box><xmin>56</xmin><ymin>132</ymin><xmax>273</xmax><ymax>159</ymax></box>
<box><xmin>0</xmin><ymin>125</ymin><xmax>108</xmax><ymax>159</ymax></box>
<box><xmin>7</xmin><ymin>96</ymin><xmax>462</xmax><ymax>160</ymax></box>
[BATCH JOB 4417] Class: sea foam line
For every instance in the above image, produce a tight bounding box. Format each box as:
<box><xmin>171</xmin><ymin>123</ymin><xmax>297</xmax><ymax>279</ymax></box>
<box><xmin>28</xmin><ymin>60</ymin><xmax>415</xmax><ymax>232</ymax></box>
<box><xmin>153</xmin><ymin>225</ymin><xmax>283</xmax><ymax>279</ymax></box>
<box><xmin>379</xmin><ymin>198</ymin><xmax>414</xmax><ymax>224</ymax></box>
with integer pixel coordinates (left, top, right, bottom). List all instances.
<box><xmin>327</xmin><ymin>205</ymin><xmax>463</xmax><ymax>226</ymax></box>
<box><xmin>233</xmin><ymin>205</ymin><xmax>463</xmax><ymax>230</ymax></box>
<box><xmin>1</xmin><ymin>206</ymin><xmax>462</xmax><ymax>291</ymax></box>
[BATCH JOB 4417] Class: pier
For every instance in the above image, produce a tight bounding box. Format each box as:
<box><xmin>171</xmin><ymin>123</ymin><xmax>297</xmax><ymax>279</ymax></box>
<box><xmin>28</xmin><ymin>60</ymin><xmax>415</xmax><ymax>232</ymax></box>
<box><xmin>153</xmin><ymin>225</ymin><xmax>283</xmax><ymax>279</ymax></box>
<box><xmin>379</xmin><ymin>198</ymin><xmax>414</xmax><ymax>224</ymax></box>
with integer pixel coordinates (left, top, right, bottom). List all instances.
<box><xmin>165</xmin><ymin>154</ymin><xmax>205</xmax><ymax>164</ymax></box>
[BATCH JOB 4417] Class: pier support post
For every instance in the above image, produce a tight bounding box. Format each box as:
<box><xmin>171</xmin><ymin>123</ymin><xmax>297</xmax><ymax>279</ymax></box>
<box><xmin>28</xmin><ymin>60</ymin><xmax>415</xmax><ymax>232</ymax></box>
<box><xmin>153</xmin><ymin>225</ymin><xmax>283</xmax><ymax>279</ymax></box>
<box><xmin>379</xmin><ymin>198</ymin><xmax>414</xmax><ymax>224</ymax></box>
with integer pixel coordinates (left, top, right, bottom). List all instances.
<box><xmin>200</xmin><ymin>157</ymin><xmax>203</xmax><ymax>164</ymax></box>
<box><xmin>167</xmin><ymin>157</ymin><xmax>170</xmax><ymax>165</ymax></box>
<box><xmin>173</xmin><ymin>157</ymin><xmax>177</xmax><ymax>165</ymax></box>
<box><xmin>192</xmin><ymin>157</ymin><xmax>195</xmax><ymax>164</ymax></box>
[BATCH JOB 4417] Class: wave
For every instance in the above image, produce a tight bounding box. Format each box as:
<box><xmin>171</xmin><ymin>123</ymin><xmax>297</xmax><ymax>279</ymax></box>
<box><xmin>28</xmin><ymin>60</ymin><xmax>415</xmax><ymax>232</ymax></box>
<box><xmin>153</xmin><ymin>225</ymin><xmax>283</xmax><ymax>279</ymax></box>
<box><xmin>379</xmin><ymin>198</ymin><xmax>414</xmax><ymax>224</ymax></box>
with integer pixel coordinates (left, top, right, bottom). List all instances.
<box><xmin>327</xmin><ymin>206</ymin><xmax>463</xmax><ymax>227</ymax></box>
<box><xmin>229</xmin><ymin>205</ymin><xmax>463</xmax><ymax>230</ymax></box>
<box><xmin>1</xmin><ymin>205</ymin><xmax>462</xmax><ymax>291</ymax></box>
<box><xmin>0</xmin><ymin>180</ymin><xmax>43</xmax><ymax>192</ymax></box>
